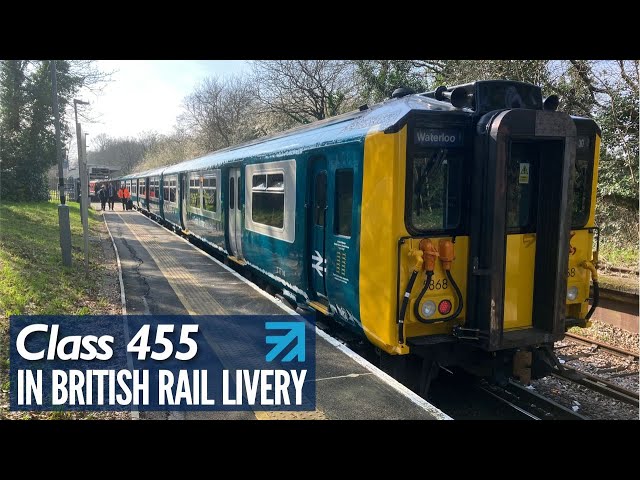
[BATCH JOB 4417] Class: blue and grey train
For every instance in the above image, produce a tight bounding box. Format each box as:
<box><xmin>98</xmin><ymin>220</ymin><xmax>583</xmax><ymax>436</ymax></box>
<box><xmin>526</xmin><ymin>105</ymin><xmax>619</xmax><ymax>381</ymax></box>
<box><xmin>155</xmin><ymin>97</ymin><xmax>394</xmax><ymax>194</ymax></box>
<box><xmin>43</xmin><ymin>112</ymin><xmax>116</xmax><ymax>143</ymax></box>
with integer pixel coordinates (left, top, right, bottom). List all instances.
<box><xmin>116</xmin><ymin>80</ymin><xmax>601</xmax><ymax>390</ymax></box>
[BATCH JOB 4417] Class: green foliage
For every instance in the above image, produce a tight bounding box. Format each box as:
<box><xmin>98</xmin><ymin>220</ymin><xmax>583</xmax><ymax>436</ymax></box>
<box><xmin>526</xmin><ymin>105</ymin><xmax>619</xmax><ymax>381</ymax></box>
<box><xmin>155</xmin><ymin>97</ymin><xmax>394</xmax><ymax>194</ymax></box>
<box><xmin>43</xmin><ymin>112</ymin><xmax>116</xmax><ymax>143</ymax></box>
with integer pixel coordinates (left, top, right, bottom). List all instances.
<box><xmin>0</xmin><ymin>60</ymin><xmax>88</xmax><ymax>202</ymax></box>
<box><xmin>137</xmin><ymin>128</ymin><xmax>207</xmax><ymax>172</ymax></box>
<box><xmin>428</xmin><ymin>60</ymin><xmax>550</xmax><ymax>89</ymax></box>
<box><xmin>354</xmin><ymin>60</ymin><xmax>429</xmax><ymax>103</ymax></box>
<box><xmin>599</xmin><ymin>241</ymin><xmax>638</xmax><ymax>270</ymax></box>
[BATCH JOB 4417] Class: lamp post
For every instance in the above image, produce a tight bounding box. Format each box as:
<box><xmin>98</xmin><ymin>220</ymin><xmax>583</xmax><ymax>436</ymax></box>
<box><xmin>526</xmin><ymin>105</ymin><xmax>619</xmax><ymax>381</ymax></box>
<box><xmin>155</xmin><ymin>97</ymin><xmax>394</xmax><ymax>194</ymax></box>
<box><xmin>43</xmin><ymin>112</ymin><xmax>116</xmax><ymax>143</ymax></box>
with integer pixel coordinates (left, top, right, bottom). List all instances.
<box><xmin>81</xmin><ymin>132</ymin><xmax>90</xmax><ymax>276</ymax></box>
<box><xmin>74</xmin><ymin>98</ymin><xmax>90</xmax><ymax>277</ymax></box>
<box><xmin>74</xmin><ymin>98</ymin><xmax>89</xmax><ymax>186</ymax></box>
<box><xmin>74</xmin><ymin>99</ymin><xmax>89</xmax><ymax>217</ymax></box>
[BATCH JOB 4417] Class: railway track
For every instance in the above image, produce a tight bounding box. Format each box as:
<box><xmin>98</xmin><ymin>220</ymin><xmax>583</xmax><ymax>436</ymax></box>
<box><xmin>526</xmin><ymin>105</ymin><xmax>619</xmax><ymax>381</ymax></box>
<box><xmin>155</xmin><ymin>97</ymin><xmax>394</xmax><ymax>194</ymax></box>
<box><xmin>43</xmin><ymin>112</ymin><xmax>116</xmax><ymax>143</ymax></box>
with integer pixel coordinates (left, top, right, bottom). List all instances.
<box><xmin>478</xmin><ymin>379</ymin><xmax>587</xmax><ymax>420</ymax></box>
<box><xmin>564</xmin><ymin>332</ymin><xmax>639</xmax><ymax>360</ymax></box>
<box><xmin>423</xmin><ymin>368</ymin><xmax>588</xmax><ymax>420</ymax></box>
<box><xmin>555</xmin><ymin>331</ymin><xmax>639</xmax><ymax>408</ymax></box>
<box><xmin>552</xmin><ymin>366</ymin><xmax>639</xmax><ymax>407</ymax></box>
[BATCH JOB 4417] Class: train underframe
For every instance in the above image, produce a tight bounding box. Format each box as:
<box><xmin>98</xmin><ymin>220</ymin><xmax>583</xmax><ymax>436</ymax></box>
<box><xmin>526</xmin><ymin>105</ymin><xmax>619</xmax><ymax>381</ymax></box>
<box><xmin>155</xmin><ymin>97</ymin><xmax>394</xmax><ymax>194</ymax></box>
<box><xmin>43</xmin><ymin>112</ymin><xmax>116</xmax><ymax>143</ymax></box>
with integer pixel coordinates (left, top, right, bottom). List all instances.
<box><xmin>380</xmin><ymin>341</ymin><xmax>560</xmax><ymax>397</ymax></box>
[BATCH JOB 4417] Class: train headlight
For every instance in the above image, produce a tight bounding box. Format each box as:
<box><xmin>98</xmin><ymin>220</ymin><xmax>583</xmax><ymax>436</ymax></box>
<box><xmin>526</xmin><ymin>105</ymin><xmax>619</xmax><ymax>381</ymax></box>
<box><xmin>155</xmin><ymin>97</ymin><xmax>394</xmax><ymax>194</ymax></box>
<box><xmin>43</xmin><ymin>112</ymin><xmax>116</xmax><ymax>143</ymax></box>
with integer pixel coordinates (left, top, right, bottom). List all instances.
<box><xmin>421</xmin><ymin>300</ymin><xmax>437</xmax><ymax>318</ymax></box>
<box><xmin>567</xmin><ymin>286</ymin><xmax>579</xmax><ymax>301</ymax></box>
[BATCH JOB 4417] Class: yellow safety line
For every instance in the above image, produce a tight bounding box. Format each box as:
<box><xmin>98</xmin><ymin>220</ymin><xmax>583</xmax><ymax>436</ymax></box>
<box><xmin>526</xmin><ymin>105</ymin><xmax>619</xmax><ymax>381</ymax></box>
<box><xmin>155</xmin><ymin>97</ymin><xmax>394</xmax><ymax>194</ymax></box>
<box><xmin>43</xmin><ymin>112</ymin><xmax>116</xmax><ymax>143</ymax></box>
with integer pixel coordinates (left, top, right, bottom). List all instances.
<box><xmin>115</xmin><ymin>212</ymin><xmax>225</xmax><ymax>315</ymax></box>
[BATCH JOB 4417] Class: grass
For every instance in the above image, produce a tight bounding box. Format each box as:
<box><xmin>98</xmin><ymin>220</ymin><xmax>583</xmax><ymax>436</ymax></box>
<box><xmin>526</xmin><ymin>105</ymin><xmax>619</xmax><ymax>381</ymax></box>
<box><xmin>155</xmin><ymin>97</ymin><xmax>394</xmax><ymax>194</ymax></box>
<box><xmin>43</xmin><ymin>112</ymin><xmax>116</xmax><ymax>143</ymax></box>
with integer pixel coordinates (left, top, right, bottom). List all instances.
<box><xmin>0</xmin><ymin>199</ymin><xmax>113</xmax><ymax>419</ymax></box>
<box><xmin>599</xmin><ymin>242</ymin><xmax>638</xmax><ymax>270</ymax></box>
<box><xmin>0</xmin><ymin>200</ymin><xmax>106</xmax><ymax>318</ymax></box>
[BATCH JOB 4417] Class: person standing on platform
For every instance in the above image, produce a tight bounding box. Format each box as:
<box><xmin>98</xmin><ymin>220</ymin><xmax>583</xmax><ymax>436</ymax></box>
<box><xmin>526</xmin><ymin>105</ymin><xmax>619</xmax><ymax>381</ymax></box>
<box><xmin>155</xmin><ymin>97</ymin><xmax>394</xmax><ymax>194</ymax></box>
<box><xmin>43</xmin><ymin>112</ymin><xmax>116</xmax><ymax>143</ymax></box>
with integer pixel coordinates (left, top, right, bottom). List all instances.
<box><xmin>107</xmin><ymin>183</ymin><xmax>116</xmax><ymax>211</ymax></box>
<box><xmin>98</xmin><ymin>184</ymin><xmax>107</xmax><ymax>211</ymax></box>
<box><xmin>117</xmin><ymin>184</ymin><xmax>125</xmax><ymax>210</ymax></box>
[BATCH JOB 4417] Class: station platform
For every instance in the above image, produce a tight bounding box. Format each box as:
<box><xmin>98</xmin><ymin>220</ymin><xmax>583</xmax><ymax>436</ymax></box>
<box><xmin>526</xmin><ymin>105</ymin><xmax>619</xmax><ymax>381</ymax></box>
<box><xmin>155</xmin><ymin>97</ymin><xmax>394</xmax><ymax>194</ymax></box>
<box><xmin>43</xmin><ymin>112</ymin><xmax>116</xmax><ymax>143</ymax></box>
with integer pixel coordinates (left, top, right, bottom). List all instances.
<box><xmin>102</xmin><ymin>208</ymin><xmax>450</xmax><ymax>420</ymax></box>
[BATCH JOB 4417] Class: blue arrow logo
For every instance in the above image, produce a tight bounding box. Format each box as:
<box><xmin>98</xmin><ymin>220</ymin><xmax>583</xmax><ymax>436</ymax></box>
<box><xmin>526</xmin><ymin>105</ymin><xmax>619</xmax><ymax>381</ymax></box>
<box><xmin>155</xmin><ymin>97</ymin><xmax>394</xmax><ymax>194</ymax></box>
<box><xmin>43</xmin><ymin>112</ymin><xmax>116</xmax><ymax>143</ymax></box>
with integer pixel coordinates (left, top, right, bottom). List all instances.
<box><xmin>265</xmin><ymin>322</ymin><xmax>306</xmax><ymax>362</ymax></box>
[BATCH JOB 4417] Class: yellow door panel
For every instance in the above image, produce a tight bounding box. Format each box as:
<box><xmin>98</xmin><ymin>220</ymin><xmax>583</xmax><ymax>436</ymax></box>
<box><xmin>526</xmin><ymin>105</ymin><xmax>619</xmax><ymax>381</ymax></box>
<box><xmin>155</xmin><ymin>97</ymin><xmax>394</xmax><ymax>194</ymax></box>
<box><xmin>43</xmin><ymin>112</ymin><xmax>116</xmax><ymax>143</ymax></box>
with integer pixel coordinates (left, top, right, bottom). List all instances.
<box><xmin>504</xmin><ymin>234</ymin><xmax>536</xmax><ymax>330</ymax></box>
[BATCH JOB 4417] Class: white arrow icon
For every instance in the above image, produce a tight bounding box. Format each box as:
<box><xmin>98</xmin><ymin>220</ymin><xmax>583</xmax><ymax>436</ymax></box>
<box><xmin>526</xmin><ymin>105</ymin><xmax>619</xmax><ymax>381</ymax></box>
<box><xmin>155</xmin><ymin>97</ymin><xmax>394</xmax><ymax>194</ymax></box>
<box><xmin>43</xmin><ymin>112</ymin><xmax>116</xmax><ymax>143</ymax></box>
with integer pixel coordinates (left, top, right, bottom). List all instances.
<box><xmin>311</xmin><ymin>250</ymin><xmax>326</xmax><ymax>277</ymax></box>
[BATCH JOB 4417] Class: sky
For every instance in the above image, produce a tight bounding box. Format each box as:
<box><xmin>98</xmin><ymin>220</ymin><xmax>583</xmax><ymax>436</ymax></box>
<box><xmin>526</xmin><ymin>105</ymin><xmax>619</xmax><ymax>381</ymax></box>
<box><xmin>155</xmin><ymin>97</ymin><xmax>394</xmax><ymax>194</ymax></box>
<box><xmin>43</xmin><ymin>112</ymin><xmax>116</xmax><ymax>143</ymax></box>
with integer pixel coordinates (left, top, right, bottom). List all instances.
<box><xmin>72</xmin><ymin>60</ymin><xmax>250</xmax><ymax>155</ymax></box>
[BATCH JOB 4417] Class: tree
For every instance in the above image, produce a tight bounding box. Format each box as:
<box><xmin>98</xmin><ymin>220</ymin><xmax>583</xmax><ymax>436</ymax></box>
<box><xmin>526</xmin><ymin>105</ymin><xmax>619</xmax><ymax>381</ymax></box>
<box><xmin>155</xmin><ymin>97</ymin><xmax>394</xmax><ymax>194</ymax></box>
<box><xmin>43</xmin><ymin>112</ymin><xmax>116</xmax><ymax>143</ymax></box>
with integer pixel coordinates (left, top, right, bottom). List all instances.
<box><xmin>353</xmin><ymin>60</ymin><xmax>430</xmax><ymax>103</ymax></box>
<box><xmin>558</xmin><ymin>60</ymin><xmax>639</xmax><ymax>248</ymax></box>
<box><xmin>137</xmin><ymin>128</ymin><xmax>205</xmax><ymax>171</ymax></box>
<box><xmin>251</xmin><ymin>60</ymin><xmax>358</xmax><ymax>126</ymax></box>
<box><xmin>0</xmin><ymin>60</ymin><xmax>110</xmax><ymax>201</ymax></box>
<box><xmin>85</xmin><ymin>134</ymin><xmax>155</xmax><ymax>176</ymax></box>
<box><xmin>93</xmin><ymin>132</ymin><xmax>112</xmax><ymax>152</ymax></box>
<box><xmin>181</xmin><ymin>75</ymin><xmax>261</xmax><ymax>152</ymax></box>
<box><xmin>0</xmin><ymin>61</ymin><xmax>28</xmax><ymax>198</ymax></box>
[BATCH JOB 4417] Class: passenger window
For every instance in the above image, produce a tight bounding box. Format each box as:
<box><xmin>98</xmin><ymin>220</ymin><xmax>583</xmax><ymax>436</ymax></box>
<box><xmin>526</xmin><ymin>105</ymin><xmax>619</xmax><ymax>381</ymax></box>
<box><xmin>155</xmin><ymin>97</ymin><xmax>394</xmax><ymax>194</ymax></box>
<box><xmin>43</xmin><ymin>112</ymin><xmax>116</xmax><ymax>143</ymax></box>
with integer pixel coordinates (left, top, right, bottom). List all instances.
<box><xmin>253</xmin><ymin>175</ymin><xmax>267</xmax><ymax>189</ymax></box>
<box><xmin>229</xmin><ymin>177</ymin><xmax>235</xmax><ymax>210</ymax></box>
<box><xmin>170</xmin><ymin>179</ymin><xmax>177</xmax><ymax>203</ymax></box>
<box><xmin>189</xmin><ymin>177</ymin><xmax>201</xmax><ymax>209</ymax></box>
<box><xmin>334</xmin><ymin>169</ymin><xmax>353</xmax><ymax>236</ymax></box>
<box><xmin>252</xmin><ymin>172</ymin><xmax>284</xmax><ymax>228</ymax></box>
<box><xmin>203</xmin><ymin>176</ymin><xmax>217</xmax><ymax>212</ymax></box>
<box><xmin>244</xmin><ymin>160</ymin><xmax>295</xmax><ymax>243</ymax></box>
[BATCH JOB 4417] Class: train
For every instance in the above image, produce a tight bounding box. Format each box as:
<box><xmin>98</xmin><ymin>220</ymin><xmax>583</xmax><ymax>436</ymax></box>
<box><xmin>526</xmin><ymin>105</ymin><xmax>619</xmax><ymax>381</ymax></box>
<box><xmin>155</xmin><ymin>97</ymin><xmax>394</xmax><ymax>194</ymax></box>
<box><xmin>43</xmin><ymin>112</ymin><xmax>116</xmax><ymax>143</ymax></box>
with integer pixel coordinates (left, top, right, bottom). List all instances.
<box><xmin>115</xmin><ymin>80</ymin><xmax>600</xmax><ymax>392</ymax></box>
<box><xmin>89</xmin><ymin>180</ymin><xmax>98</xmax><ymax>201</ymax></box>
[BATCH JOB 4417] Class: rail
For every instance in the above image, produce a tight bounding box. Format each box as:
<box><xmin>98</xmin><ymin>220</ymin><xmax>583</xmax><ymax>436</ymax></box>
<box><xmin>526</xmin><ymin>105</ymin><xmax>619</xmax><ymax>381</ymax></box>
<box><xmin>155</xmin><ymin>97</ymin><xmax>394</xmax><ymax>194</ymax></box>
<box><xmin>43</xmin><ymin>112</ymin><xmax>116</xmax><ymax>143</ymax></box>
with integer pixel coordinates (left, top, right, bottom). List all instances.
<box><xmin>564</xmin><ymin>332</ymin><xmax>639</xmax><ymax>360</ymax></box>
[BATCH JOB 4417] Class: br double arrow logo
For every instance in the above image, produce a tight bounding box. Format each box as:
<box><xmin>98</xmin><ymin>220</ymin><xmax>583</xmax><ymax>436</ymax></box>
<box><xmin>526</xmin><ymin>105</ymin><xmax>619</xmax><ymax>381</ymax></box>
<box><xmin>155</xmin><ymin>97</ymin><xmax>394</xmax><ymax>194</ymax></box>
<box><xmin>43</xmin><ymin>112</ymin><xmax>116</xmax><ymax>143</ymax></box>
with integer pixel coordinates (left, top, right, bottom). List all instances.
<box><xmin>311</xmin><ymin>250</ymin><xmax>326</xmax><ymax>277</ymax></box>
<box><xmin>265</xmin><ymin>322</ymin><xmax>306</xmax><ymax>362</ymax></box>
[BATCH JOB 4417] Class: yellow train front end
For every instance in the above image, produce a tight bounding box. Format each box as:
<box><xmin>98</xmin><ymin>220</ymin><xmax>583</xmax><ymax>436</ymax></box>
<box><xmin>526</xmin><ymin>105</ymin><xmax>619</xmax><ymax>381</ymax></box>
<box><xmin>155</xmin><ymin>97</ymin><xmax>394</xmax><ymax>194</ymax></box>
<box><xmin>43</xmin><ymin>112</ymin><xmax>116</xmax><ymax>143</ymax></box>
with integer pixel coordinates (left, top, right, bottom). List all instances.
<box><xmin>358</xmin><ymin>81</ymin><xmax>600</xmax><ymax>384</ymax></box>
<box><xmin>360</xmin><ymin>126</ymin><xmax>472</xmax><ymax>355</ymax></box>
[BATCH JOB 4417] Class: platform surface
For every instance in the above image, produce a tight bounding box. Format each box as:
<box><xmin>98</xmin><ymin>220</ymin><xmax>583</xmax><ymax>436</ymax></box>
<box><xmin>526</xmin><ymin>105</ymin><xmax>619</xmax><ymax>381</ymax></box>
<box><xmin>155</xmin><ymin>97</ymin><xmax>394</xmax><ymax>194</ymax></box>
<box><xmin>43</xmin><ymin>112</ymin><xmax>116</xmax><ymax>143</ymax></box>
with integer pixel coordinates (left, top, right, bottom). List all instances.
<box><xmin>103</xmin><ymin>208</ymin><xmax>450</xmax><ymax>420</ymax></box>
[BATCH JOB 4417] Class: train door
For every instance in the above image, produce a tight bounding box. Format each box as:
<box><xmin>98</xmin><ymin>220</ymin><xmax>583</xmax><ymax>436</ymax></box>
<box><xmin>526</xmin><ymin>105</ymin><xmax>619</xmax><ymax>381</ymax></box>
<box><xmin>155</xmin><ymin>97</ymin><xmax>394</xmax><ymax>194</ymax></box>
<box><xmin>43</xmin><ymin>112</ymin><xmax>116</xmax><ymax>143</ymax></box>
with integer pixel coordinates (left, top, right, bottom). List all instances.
<box><xmin>309</xmin><ymin>157</ymin><xmax>328</xmax><ymax>299</ymax></box>
<box><xmin>143</xmin><ymin>178</ymin><xmax>149</xmax><ymax>210</ymax></box>
<box><xmin>503</xmin><ymin>142</ymin><xmax>539</xmax><ymax>331</ymax></box>
<box><xmin>468</xmin><ymin>110</ymin><xmax>575</xmax><ymax>350</ymax></box>
<box><xmin>228</xmin><ymin>167</ymin><xmax>243</xmax><ymax>258</ymax></box>
<box><xmin>180</xmin><ymin>173</ymin><xmax>188</xmax><ymax>229</ymax></box>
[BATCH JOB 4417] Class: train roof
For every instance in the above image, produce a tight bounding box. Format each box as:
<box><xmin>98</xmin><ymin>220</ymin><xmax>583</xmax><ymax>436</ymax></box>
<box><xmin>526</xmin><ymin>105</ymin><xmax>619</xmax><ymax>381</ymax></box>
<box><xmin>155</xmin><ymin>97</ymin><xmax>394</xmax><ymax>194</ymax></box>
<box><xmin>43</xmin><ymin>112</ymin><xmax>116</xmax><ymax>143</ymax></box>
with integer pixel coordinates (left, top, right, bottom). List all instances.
<box><xmin>124</xmin><ymin>166</ymin><xmax>165</xmax><ymax>180</ymax></box>
<box><xmin>121</xmin><ymin>94</ymin><xmax>458</xmax><ymax>179</ymax></box>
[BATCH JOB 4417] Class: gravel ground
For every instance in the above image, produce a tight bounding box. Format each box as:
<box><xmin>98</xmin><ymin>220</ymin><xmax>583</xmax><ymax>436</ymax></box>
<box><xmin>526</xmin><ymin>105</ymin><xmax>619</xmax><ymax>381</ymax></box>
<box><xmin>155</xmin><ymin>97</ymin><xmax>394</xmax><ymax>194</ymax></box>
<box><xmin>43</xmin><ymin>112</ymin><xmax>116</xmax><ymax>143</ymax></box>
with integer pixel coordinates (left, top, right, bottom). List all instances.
<box><xmin>531</xmin><ymin>376</ymin><xmax>638</xmax><ymax>420</ymax></box>
<box><xmin>569</xmin><ymin>320</ymin><xmax>639</xmax><ymax>354</ymax></box>
<box><xmin>0</xmin><ymin>209</ymin><xmax>129</xmax><ymax>420</ymax></box>
<box><xmin>528</xmin><ymin>320</ymin><xmax>639</xmax><ymax>420</ymax></box>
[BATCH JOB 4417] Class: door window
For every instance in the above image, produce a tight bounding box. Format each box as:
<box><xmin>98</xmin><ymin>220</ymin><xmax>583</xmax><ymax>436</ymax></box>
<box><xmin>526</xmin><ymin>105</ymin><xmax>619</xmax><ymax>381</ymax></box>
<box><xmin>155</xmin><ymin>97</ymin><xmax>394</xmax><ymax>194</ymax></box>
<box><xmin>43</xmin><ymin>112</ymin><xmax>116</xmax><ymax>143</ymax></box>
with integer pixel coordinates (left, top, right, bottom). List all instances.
<box><xmin>315</xmin><ymin>172</ymin><xmax>327</xmax><ymax>226</ymax></box>
<box><xmin>334</xmin><ymin>169</ymin><xmax>353</xmax><ymax>237</ymax></box>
